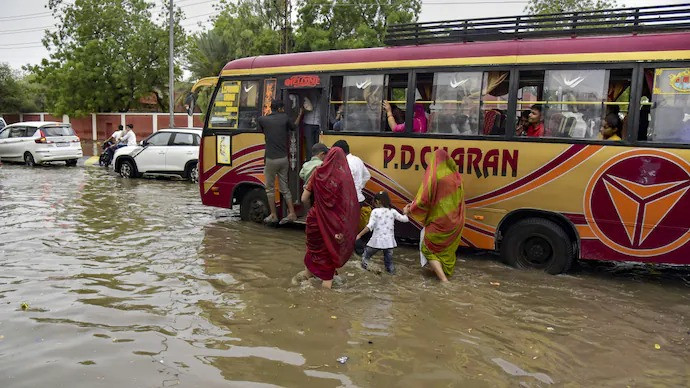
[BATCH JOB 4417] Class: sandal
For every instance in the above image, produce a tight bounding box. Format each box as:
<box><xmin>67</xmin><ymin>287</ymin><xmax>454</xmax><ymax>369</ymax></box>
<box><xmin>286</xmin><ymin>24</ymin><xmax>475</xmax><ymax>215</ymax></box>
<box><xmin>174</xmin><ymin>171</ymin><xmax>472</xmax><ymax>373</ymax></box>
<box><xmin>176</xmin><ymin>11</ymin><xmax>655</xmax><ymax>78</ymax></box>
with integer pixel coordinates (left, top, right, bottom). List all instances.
<box><xmin>263</xmin><ymin>215</ymin><xmax>278</xmax><ymax>224</ymax></box>
<box><xmin>279</xmin><ymin>216</ymin><xmax>296</xmax><ymax>225</ymax></box>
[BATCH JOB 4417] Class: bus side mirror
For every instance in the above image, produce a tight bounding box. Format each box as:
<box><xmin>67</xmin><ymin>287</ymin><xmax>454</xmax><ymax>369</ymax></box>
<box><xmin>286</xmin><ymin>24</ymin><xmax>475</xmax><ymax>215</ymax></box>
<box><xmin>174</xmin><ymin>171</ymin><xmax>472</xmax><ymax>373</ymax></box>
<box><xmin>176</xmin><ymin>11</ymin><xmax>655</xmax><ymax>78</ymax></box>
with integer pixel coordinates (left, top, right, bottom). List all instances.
<box><xmin>185</xmin><ymin>93</ymin><xmax>196</xmax><ymax>116</ymax></box>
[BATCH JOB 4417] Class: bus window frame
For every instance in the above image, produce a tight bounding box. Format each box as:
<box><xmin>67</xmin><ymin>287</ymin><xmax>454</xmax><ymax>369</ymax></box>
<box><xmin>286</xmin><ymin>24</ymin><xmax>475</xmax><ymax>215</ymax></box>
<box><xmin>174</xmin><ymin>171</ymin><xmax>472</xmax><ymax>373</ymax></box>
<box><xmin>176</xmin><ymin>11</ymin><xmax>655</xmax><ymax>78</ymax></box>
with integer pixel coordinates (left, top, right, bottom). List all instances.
<box><xmin>202</xmin><ymin>76</ymin><xmax>265</xmax><ymax>136</ymax></box>
<box><xmin>508</xmin><ymin>62</ymin><xmax>638</xmax><ymax>147</ymax></box>
<box><xmin>323</xmin><ymin>69</ymin><xmax>413</xmax><ymax>136</ymax></box>
<box><xmin>632</xmin><ymin>60</ymin><xmax>690</xmax><ymax>150</ymax></box>
<box><xmin>410</xmin><ymin>65</ymin><xmax>514</xmax><ymax>138</ymax></box>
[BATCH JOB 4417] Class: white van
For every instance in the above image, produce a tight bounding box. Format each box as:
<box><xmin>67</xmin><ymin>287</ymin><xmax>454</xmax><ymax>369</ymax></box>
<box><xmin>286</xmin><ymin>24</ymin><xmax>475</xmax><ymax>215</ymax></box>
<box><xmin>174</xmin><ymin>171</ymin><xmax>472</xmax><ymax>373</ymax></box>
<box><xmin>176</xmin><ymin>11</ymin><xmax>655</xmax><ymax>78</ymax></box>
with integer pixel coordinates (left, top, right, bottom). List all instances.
<box><xmin>0</xmin><ymin>121</ymin><xmax>83</xmax><ymax>166</ymax></box>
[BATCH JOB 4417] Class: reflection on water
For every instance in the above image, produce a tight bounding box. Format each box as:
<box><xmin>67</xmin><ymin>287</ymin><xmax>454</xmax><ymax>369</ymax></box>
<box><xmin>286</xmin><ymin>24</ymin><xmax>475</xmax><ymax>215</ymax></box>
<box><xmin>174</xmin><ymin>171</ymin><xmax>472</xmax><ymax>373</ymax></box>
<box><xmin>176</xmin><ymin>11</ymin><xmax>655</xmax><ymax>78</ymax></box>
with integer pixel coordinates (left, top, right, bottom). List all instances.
<box><xmin>0</xmin><ymin>163</ymin><xmax>689</xmax><ymax>387</ymax></box>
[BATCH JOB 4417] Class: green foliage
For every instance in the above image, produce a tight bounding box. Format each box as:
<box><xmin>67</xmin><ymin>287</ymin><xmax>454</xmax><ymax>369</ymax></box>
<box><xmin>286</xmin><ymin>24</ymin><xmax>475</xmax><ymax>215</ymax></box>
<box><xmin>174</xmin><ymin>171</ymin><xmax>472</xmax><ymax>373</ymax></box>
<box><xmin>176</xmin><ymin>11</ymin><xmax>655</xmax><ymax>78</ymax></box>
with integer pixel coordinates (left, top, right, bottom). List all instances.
<box><xmin>186</xmin><ymin>30</ymin><xmax>232</xmax><ymax>80</ymax></box>
<box><xmin>525</xmin><ymin>0</ymin><xmax>622</xmax><ymax>14</ymax></box>
<box><xmin>294</xmin><ymin>0</ymin><xmax>421</xmax><ymax>52</ymax></box>
<box><xmin>187</xmin><ymin>0</ymin><xmax>283</xmax><ymax>79</ymax></box>
<box><xmin>0</xmin><ymin>64</ymin><xmax>47</xmax><ymax>113</ymax></box>
<box><xmin>186</xmin><ymin>0</ymin><xmax>421</xmax><ymax>79</ymax></box>
<box><xmin>31</xmin><ymin>0</ymin><xmax>186</xmax><ymax>116</ymax></box>
<box><xmin>0</xmin><ymin>64</ymin><xmax>25</xmax><ymax>113</ymax></box>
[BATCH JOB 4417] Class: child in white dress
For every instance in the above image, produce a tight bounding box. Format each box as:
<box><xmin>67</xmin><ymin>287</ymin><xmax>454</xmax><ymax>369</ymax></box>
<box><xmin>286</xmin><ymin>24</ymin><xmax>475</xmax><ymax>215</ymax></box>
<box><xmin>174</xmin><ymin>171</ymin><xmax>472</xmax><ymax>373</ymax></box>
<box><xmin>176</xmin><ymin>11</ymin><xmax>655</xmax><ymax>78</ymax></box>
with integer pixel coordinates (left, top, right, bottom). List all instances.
<box><xmin>356</xmin><ymin>191</ymin><xmax>409</xmax><ymax>273</ymax></box>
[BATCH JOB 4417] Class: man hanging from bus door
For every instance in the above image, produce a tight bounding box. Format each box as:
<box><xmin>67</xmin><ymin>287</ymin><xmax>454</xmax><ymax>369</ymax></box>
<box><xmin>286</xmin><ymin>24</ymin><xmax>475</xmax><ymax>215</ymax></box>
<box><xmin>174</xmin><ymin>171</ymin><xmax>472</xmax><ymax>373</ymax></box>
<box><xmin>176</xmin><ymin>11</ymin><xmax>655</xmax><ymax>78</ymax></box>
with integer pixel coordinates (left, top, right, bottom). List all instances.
<box><xmin>302</xmin><ymin>89</ymin><xmax>323</xmax><ymax>158</ymax></box>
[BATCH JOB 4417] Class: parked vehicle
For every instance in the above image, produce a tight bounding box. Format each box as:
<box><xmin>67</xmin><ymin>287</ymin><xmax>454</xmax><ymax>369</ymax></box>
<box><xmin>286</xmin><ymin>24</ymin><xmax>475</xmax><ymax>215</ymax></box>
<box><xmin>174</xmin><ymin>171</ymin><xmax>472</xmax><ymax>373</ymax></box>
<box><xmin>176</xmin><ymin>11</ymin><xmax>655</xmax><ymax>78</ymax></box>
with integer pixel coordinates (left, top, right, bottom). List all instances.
<box><xmin>0</xmin><ymin>121</ymin><xmax>83</xmax><ymax>166</ymax></box>
<box><xmin>0</xmin><ymin>117</ymin><xmax>6</xmax><ymax>130</ymax></box>
<box><xmin>113</xmin><ymin>128</ymin><xmax>201</xmax><ymax>182</ymax></box>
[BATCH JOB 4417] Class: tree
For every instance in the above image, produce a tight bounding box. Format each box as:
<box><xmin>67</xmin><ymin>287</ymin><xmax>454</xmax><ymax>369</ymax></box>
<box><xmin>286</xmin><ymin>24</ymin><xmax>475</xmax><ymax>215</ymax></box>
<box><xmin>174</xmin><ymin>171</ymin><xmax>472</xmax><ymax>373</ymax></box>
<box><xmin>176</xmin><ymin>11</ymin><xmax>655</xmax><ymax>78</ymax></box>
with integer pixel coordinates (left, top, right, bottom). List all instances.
<box><xmin>0</xmin><ymin>64</ymin><xmax>47</xmax><ymax>113</ymax></box>
<box><xmin>0</xmin><ymin>64</ymin><xmax>25</xmax><ymax>113</ymax></box>
<box><xmin>185</xmin><ymin>0</ymin><xmax>422</xmax><ymax>79</ymax></box>
<box><xmin>525</xmin><ymin>0</ymin><xmax>622</xmax><ymax>14</ymax></box>
<box><xmin>32</xmin><ymin>0</ymin><xmax>186</xmax><ymax>116</ymax></box>
<box><xmin>187</xmin><ymin>0</ymin><xmax>283</xmax><ymax>79</ymax></box>
<box><xmin>294</xmin><ymin>0</ymin><xmax>421</xmax><ymax>52</ymax></box>
<box><xmin>186</xmin><ymin>30</ymin><xmax>232</xmax><ymax>79</ymax></box>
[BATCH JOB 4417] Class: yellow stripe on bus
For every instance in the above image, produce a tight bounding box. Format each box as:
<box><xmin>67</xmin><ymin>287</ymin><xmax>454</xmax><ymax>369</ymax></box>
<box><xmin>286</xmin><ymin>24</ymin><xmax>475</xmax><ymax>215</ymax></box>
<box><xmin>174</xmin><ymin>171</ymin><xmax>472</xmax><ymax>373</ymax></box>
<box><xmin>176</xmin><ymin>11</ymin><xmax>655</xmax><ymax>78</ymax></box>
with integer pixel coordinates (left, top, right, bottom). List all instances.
<box><xmin>220</xmin><ymin>50</ymin><xmax>690</xmax><ymax>76</ymax></box>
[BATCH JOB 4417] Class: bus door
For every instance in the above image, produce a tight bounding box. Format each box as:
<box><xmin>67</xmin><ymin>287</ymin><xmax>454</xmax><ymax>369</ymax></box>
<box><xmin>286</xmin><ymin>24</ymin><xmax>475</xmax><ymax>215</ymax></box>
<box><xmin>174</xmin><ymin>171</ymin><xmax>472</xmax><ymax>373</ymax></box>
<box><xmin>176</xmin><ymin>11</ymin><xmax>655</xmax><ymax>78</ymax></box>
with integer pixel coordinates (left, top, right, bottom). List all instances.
<box><xmin>280</xmin><ymin>74</ymin><xmax>326</xmax><ymax>213</ymax></box>
<box><xmin>283</xmin><ymin>90</ymin><xmax>304</xmax><ymax>208</ymax></box>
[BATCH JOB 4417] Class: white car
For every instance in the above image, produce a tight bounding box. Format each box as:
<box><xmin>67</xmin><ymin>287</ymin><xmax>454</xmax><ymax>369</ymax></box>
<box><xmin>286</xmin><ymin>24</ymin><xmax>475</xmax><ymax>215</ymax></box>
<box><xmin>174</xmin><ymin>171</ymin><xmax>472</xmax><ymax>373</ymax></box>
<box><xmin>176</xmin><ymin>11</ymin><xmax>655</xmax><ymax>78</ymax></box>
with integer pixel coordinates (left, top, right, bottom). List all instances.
<box><xmin>113</xmin><ymin>128</ymin><xmax>201</xmax><ymax>182</ymax></box>
<box><xmin>0</xmin><ymin>121</ymin><xmax>83</xmax><ymax>166</ymax></box>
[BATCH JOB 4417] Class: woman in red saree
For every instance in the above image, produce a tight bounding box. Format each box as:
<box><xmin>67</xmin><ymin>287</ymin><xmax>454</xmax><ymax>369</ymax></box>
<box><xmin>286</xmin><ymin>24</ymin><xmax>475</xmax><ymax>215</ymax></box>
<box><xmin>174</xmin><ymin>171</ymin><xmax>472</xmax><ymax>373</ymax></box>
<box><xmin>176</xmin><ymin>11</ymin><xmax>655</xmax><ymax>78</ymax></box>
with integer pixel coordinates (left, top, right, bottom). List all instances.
<box><xmin>404</xmin><ymin>149</ymin><xmax>465</xmax><ymax>282</ymax></box>
<box><xmin>298</xmin><ymin>147</ymin><xmax>360</xmax><ymax>288</ymax></box>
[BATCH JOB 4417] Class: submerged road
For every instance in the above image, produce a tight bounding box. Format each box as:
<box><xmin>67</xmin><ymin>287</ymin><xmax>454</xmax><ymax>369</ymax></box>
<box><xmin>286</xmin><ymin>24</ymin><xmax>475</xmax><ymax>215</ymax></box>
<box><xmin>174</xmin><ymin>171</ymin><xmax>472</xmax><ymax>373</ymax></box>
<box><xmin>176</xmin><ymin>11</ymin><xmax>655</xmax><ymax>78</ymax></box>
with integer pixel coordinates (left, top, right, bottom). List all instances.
<box><xmin>0</xmin><ymin>159</ymin><xmax>689</xmax><ymax>387</ymax></box>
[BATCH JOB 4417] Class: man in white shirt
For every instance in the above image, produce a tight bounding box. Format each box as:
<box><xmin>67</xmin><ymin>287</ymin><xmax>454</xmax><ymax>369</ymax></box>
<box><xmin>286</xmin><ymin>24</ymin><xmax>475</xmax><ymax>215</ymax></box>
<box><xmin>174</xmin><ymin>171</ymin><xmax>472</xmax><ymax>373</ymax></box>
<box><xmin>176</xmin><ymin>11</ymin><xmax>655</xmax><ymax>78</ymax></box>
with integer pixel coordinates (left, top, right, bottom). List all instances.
<box><xmin>101</xmin><ymin>125</ymin><xmax>125</xmax><ymax>167</ymax></box>
<box><xmin>332</xmin><ymin>140</ymin><xmax>371</xmax><ymax>206</ymax></box>
<box><xmin>119</xmin><ymin>124</ymin><xmax>137</xmax><ymax>146</ymax></box>
<box><xmin>106</xmin><ymin>125</ymin><xmax>124</xmax><ymax>144</ymax></box>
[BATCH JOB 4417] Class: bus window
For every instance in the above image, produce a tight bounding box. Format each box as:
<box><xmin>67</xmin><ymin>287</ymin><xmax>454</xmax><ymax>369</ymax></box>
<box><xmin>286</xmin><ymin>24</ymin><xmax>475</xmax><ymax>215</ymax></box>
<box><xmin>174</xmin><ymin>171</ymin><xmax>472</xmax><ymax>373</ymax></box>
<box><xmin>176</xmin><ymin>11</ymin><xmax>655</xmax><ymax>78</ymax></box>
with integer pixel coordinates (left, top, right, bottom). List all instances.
<box><xmin>209</xmin><ymin>79</ymin><xmax>261</xmax><ymax>130</ymax></box>
<box><xmin>329</xmin><ymin>76</ymin><xmax>343</xmax><ymax>131</ymax></box>
<box><xmin>642</xmin><ymin>67</ymin><xmax>690</xmax><ymax>143</ymax></box>
<box><xmin>425</xmin><ymin>71</ymin><xmax>481</xmax><ymax>135</ymax></box>
<box><xmin>516</xmin><ymin>69</ymin><xmax>631</xmax><ymax>140</ymax></box>
<box><xmin>339</xmin><ymin>74</ymin><xmax>385</xmax><ymax>132</ymax></box>
<box><xmin>481</xmin><ymin>71</ymin><xmax>510</xmax><ymax>135</ymax></box>
<box><xmin>544</xmin><ymin>70</ymin><xmax>607</xmax><ymax>139</ymax></box>
<box><xmin>382</xmin><ymin>73</ymin><xmax>409</xmax><ymax>132</ymax></box>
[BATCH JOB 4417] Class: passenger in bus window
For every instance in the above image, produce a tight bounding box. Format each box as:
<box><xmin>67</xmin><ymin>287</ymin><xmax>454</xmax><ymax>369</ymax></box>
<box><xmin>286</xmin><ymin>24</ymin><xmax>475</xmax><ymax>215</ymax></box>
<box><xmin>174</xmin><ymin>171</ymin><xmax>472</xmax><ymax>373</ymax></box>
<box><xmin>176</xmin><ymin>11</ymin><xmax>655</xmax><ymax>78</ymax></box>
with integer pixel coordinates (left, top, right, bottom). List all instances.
<box><xmin>678</xmin><ymin>116</ymin><xmax>690</xmax><ymax>142</ymax></box>
<box><xmin>515</xmin><ymin>110</ymin><xmax>531</xmax><ymax>136</ymax></box>
<box><xmin>386</xmin><ymin>102</ymin><xmax>427</xmax><ymax>133</ymax></box>
<box><xmin>333</xmin><ymin>106</ymin><xmax>344</xmax><ymax>131</ymax></box>
<box><xmin>598</xmin><ymin>113</ymin><xmax>623</xmax><ymax>141</ymax></box>
<box><xmin>382</xmin><ymin>101</ymin><xmax>405</xmax><ymax>132</ymax></box>
<box><xmin>524</xmin><ymin>105</ymin><xmax>544</xmax><ymax>137</ymax></box>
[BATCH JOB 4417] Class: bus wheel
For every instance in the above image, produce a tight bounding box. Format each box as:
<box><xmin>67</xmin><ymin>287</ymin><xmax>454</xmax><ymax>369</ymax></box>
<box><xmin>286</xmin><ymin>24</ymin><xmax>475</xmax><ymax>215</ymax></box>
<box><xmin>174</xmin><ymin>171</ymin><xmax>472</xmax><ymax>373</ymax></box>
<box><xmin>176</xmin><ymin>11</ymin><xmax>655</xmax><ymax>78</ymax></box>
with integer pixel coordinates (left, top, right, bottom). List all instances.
<box><xmin>500</xmin><ymin>218</ymin><xmax>574</xmax><ymax>274</ymax></box>
<box><xmin>240</xmin><ymin>188</ymin><xmax>269</xmax><ymax>223</ymax></box>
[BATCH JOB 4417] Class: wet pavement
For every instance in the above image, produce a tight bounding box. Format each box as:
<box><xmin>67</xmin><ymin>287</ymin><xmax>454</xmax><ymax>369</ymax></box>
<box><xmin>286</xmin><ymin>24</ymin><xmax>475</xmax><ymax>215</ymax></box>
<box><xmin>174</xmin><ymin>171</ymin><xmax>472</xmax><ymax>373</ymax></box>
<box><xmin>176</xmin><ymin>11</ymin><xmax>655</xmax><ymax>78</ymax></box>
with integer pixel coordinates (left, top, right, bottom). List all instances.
<box><xmin>0</xmin><ymin>160</ymin><xmax>689</xmax><ymax>387</ymax></box>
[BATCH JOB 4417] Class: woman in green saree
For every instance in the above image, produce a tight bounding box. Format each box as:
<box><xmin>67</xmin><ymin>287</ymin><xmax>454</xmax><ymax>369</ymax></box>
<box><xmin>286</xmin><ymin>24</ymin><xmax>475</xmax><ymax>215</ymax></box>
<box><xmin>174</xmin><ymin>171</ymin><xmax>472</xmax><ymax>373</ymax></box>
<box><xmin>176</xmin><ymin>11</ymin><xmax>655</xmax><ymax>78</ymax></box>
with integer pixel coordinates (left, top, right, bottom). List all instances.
<box><xmin>404</xmin><ymin>149</ymin><xmax>465</xmax><ymax>282</ymax></box>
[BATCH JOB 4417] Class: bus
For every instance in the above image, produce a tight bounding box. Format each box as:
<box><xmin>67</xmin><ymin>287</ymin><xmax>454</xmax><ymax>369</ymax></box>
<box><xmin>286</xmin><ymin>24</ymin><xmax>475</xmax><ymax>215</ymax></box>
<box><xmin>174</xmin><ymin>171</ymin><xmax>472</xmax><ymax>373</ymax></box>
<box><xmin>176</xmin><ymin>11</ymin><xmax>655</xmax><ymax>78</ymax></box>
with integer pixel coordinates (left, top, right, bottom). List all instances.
<box><xmin>195</xmin><ymin>3</ymin><xmax>690</xmax><ymax>274</ymax></box>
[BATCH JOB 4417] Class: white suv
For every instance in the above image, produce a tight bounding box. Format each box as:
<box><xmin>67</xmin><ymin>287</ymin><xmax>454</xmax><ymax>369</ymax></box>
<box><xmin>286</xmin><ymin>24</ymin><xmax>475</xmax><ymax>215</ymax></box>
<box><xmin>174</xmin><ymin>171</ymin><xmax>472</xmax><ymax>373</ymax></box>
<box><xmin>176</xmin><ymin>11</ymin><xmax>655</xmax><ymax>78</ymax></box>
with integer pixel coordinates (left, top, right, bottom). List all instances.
<box><xmin>113</xmin><ymin>128</ymin><xmax>201</xmax><ymax>182</ymax></box>
<box><xmin>0</xmin><ymin>121</ymin><xmax>83</xmax><ymax>166</ymax></box>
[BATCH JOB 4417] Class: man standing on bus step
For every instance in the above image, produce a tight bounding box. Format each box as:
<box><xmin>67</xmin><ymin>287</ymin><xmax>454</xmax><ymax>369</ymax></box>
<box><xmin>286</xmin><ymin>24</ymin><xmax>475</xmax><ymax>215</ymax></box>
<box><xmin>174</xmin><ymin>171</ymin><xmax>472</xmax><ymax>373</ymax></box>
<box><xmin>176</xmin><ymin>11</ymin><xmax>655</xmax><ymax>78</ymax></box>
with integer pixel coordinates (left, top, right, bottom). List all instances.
<box><xmin>302</xmin><ymin>90</ymin><xmax>323</xmax><ymax>158</ymax></box>
<box><xmin>258</xmin><ymin>99</ymin><xmax>299</xmax><ymax>225</ymax></box>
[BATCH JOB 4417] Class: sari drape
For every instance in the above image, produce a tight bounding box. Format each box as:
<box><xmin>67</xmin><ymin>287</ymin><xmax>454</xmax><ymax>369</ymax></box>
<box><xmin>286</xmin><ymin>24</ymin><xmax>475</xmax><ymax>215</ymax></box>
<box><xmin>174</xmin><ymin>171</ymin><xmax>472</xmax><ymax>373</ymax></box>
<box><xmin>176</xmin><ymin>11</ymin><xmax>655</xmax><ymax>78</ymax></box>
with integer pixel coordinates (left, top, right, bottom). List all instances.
<box><xmin>410</xmin><ymin>149</ymin><xmax>465</xmax><ymax>276</ymax></box>
<box><xmin>304</xmin><ymin>148</ymin><xmax>360</xmax><ymax>280</ymax></box>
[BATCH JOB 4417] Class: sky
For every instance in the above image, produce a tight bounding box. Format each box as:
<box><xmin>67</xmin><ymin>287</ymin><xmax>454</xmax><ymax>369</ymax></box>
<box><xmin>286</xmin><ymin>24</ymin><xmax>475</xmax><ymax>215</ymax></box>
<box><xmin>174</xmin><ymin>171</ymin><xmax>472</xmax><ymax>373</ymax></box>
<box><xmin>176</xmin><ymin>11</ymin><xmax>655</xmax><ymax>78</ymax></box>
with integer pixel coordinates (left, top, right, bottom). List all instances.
<box><xmin>0</xmin><ymin>0</ymin><xmax>687</xmax><ymax>75</ymax></box>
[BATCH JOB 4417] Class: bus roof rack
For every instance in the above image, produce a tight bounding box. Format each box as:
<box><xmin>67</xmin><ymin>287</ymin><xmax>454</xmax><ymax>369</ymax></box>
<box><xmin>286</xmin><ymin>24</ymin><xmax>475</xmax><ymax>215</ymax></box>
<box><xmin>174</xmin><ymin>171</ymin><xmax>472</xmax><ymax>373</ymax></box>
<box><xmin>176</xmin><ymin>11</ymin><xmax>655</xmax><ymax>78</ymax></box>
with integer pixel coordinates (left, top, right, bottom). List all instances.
<box><xmin>384</xmin><ymin>2</ymin><xmax>690</xmax><ymax>46</ymax></box>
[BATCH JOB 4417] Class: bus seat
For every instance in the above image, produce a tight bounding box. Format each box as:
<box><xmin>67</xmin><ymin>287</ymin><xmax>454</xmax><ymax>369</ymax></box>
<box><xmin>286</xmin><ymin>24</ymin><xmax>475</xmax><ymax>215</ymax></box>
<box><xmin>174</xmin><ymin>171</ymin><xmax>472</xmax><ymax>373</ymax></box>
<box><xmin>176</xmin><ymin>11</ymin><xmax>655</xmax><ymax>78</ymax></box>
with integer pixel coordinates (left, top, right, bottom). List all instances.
<box><xmin>546</xmin><ymin>112</ymin><xmax>565</xmax><ymax>136</ymax></box>
<box><xmin>483</xmin><ymin>110</ymin><xmax>499</xmax><ymax>135</ymax></box>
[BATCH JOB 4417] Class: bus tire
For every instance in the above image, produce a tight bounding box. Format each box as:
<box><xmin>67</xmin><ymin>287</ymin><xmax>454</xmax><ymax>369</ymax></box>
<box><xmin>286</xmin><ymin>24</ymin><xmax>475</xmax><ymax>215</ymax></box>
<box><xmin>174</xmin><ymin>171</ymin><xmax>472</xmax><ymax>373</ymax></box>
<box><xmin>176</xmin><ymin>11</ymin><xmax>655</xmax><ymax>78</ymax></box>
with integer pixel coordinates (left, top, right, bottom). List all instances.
<box><xmin>500</xmin><ymin>218</ymin><xmax>574</xmax><ymax>275</ymax></box>
<box><xmin>240</xmin><ymin>188</ymin><xmax>269</xmax><ymax>223</ymax></box>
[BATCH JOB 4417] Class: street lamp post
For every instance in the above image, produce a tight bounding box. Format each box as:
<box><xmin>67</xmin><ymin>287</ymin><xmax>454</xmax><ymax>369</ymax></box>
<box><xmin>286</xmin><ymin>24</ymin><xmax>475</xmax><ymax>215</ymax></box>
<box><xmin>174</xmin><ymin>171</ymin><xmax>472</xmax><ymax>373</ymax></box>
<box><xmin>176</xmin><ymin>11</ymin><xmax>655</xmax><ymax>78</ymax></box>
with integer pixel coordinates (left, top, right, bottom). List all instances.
<box><xmin>168</xmin><ymin>0</ymin><xmax>174</xmax><ymax>128</ymax></box>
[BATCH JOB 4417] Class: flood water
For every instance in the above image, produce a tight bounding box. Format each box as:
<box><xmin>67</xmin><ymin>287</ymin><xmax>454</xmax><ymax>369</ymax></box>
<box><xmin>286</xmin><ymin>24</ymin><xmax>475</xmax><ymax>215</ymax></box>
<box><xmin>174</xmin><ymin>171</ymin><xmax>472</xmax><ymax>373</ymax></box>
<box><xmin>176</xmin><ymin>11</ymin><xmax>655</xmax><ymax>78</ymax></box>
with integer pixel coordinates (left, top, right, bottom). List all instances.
<box><xmin>1</xmin><ymin>162</ymin><xmax>689</xmax><ymax>387</ymax></box>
